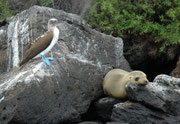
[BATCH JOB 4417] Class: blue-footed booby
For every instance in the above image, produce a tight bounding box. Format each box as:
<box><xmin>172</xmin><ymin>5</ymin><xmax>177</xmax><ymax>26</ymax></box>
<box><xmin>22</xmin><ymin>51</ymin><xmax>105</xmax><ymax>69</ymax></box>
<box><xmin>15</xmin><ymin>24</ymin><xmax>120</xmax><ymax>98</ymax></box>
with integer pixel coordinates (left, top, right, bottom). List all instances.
<box><xmin>20</xmin><ymin>18</ymin><xmax>59</xmax><ymax>66</ymax></box>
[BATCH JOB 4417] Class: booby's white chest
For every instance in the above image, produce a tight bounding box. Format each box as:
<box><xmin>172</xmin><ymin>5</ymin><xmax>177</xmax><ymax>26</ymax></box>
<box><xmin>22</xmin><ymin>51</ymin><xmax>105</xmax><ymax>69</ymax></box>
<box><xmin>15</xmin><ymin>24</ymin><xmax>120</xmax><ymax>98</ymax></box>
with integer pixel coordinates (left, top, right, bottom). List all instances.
<box><xmin>34</xmin><ymin>27</ymin><xmax>59</xmax><ymax>58</ymax></box>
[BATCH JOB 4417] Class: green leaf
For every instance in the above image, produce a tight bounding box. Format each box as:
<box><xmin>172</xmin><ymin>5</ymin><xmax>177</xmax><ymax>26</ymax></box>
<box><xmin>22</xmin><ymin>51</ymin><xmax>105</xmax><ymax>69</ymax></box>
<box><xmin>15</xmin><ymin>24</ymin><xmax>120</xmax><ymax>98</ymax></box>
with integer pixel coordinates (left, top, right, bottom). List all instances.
<box><xmin>86</xmin><ymin>0</ymin><xmax>180</xmax><ymax>48</ymax></box>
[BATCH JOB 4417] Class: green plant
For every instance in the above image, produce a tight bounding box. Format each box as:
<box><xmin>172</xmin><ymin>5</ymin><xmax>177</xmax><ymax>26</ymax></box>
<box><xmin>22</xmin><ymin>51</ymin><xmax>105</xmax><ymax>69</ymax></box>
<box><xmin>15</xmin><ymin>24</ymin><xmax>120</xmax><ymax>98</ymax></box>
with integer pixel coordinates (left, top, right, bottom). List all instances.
<box><xmin>87</xmin><ymin>0</ymin><xmax>180</xmax><ymax>50</ymax></box>
<box><xmin>0</xmin><ymin>1</ymin><xmax>12</xmax><ymax>20</ymax></box>
<box><xmin>39</xmin><ymin>0</ymin><xmax>52</xmax><ymax>6</ymax></box>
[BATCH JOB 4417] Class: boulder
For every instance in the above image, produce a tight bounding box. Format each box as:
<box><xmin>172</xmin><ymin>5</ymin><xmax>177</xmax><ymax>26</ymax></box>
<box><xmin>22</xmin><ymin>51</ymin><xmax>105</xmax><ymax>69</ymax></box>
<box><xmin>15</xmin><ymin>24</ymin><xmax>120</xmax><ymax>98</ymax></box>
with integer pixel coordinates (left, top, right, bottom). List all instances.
<box><xmin>109</xmin><ymin>74</ymin><xmax>180</xmax><ymax>123</ymax></box>
<box><xmin>7</xmin><ymin>0</ymin><xmax>92</xmax><ymax>16</ymax></box>
<box><xmin>0</xmin><ymin>6</ymin><xmax>130</xmax><ymax>124</ymax></box>
<box><xmin>52</xmin><ymin>0</ymin><xmax>92</xmax><ymax>16</ymax></box>
<box><xmin>87</xmin><ymin>74</ymin><xmax>180</xmax><ymax>123</ymax></box>
<box><xmin>111</xmin><ymin>101</ymin><xmax>180</xmax><ymax>124</ymax></box>
<box><xmin>126</xmin><ymin>75</ymin><xmax>180</xmax><ymax>115</ymax></box>
<box><xmin>7</xmin><ymin>0</ymin><xmax>38</xmax><ymax>12</ymax></box>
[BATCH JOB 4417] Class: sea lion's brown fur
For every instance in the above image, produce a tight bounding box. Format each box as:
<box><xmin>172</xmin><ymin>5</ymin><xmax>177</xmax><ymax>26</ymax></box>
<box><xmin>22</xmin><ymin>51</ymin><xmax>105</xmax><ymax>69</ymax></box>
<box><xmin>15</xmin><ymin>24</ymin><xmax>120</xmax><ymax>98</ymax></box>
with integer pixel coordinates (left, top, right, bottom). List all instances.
<box><xmin>103</xmin><ymin>69</ymin><xmax>149</xmax><ymax>99</ymax></box>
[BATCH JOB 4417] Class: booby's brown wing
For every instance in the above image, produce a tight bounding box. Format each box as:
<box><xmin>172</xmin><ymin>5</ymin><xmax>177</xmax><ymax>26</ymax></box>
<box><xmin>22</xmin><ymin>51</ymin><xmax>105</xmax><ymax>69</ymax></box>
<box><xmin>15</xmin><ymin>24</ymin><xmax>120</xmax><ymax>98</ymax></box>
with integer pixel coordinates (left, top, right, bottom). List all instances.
<box><xmin>20</xmin><ymin>31</ymin><xmax>53</xmax><ymax>66</ymax></box>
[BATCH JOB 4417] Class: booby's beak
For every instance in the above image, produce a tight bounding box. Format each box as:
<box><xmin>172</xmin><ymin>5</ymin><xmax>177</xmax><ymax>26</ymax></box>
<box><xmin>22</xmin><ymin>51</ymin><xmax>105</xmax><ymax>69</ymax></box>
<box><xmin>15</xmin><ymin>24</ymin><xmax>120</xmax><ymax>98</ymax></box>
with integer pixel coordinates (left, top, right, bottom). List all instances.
<box><xmin>48</xmin><ymin>18</ymin><xmax>58</xmax><ymax>31</ymax></box>
<box><xmin>48</xmin><ymin>18</ymin><xmax>58</xmax><ymax>26</ymax></box>
<box><xmin>52</xmin><ymin>20</ymin><xmax>57</xmax><ymax>25</ymax></box>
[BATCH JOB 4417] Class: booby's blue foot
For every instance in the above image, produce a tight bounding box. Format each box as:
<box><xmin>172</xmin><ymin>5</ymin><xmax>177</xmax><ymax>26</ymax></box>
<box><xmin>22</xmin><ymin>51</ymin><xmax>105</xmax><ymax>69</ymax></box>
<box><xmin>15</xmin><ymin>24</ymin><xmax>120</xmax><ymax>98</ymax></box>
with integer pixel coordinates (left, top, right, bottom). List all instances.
<box><xmin>41</xmin><ymin>55</ymin><xmax>53</xmax><ymax>66</ymax></box>
<box><xmin>46</xmin><ymin>57</ymin><xmax>53</xmax><ymax>60</ymax></box>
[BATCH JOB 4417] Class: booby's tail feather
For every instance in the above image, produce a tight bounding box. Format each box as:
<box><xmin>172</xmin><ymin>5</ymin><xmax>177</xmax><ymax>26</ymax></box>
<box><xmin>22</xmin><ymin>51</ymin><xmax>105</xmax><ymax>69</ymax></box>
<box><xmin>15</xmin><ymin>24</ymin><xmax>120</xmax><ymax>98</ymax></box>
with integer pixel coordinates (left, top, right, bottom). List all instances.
<box><xmin>19</xmin><ymin>59</ymin><xmax>28</xmax><ymax>66</ymax></box>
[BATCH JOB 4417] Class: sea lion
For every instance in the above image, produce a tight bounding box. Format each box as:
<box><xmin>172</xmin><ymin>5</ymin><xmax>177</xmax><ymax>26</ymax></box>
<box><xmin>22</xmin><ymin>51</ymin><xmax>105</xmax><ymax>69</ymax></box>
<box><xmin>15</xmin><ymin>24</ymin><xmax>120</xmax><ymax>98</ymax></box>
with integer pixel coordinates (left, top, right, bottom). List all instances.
<box><xmin>103</xmin><ymin>69</ymin><xmax>149</xmax><ymax>99</ymax></box>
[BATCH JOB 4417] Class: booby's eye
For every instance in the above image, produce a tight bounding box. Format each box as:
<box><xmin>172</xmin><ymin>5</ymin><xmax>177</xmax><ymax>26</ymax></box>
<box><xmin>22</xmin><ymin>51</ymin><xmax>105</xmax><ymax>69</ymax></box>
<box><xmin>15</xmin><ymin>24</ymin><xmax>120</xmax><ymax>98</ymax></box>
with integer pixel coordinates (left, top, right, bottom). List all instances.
<box><xmin>135</xmin><ymin>77</ymin><xmax>140</xmax><ymax>81</ymax></box>
<box><xmin>54</xmin><ymin>20</ymin><xmax>58</xmax><ymax>24</ymax></box>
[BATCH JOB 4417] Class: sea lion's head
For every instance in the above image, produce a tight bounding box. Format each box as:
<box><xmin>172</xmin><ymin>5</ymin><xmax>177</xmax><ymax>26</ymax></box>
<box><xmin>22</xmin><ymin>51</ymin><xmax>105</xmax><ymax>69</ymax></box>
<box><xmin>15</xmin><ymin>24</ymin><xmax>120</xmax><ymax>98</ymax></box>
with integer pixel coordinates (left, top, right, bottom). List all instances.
<box><xmin>128</xmin><ymin>71</ymin><xmax>149</xmax><ymax>85</ymax></box>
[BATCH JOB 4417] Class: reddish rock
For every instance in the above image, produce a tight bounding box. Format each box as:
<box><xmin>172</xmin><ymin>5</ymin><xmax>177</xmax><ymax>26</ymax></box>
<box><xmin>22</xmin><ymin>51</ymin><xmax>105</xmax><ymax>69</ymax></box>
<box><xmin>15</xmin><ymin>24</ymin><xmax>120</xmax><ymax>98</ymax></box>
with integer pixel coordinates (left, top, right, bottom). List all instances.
<box><xmin>170</xmin><ymin>56</ymin><xmax>180</xmax><ymax>78</ymax></box>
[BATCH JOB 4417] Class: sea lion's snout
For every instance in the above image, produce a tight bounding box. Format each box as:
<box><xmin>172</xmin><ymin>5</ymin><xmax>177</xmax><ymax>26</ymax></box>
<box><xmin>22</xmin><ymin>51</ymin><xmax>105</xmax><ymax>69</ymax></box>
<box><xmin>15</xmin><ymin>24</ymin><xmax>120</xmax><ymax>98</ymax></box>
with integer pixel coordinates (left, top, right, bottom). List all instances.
<box><xmin>139</xmin><ymin>79</ymin><xmax>149</xmax><ymax>85</ymax></box>
<box><xmin>143</xmin><ymin>79</ymin><xmax>149</xmax><ymax>85</ymax></box>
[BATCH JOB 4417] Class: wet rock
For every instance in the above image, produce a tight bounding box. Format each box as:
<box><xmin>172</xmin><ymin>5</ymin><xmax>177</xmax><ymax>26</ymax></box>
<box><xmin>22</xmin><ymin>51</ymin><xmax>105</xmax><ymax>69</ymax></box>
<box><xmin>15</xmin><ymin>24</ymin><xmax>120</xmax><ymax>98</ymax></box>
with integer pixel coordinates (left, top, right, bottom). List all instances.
<box><xmin>111</xmin><ymin>101</ymin><xmax>180</xmax><ymax>124</ymax></box>
<box><xmin>0</xmin><ymin>6</ymin><xmax>129</xmax><ymax>124</ymax></box>
<box><xmin>125</xmin><ymin>75</ymin><xmax>180</xmax><ymax>115</ymax></box>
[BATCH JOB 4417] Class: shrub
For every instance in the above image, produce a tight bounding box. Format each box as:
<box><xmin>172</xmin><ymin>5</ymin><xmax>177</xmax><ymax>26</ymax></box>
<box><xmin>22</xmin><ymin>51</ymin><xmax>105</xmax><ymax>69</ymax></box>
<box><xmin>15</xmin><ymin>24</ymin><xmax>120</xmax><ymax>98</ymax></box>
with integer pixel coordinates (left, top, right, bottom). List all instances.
<box><xmin>87</xmin><ymin>0</ymin><xmax>180</xmax><ymax>50</ymax></box>
<box><xmin>39</xmin><ymin>0</ymin><xmax>52</xmax><ymax>6</ymax></box>
<box><xmin>0</xmin><ymin>1</ymin><xmax>12</xmax><ymax>20</ymax></box>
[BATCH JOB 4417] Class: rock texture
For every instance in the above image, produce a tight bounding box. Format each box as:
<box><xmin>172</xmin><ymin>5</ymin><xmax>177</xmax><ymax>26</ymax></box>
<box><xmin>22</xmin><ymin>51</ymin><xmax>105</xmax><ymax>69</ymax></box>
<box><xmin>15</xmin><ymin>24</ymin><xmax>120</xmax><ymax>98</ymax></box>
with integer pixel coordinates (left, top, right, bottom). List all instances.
<box><xmin>85</xmin><ymin>74</ymin><xmax>180</xmax><ymax>123</ymax></box>
<box><xmin>0</xmin><ymin>6</ymin><xmax>130</xmax><ymax>124</ymax></box>
<box><xmin>112</xmin><ymin>101</ymin><xmax>180</xmax><ymax>124</ymax></box>
<box><xmin>82</xmin><ymin>97</ymin><xmax>125</xmax><ymax>122</ymax></box>
<box><xmin>7</xmin><ymin>0</ymin><xmax>92</xmax><ymax>16</ymax></box>
<box><xmin>126</xmin><ymin>75</ymin><xmax>180</xmax><ymax>115</ymax></box>
<box><xmin>110</xmin><ymin>74</ymin><xmax>180</xmax><ymax>123</ymax></box>
<box><xmin>170</xmin><ymin>56</ymin><xmax>180</xmax><ymax>78</ymax></box>
<box><xmin>106</xmin><ymin>122</ymin><xmax>129</xmax><ymax>124</ymax></box>
<box><xmin>0</xmin><ymin>26</ymin><xmax>8</xmax><ymax>73</ymax></box>
<box><xmin>93</xmin><ymin>97</ymin><xmax>124</xmax><ymax>122</ymax></box>
<box><xmin>53</xmin><ymin>0</ymin><xmax>92</xmax><ymax>16</ymax></box>
<box><xmin>7</xmin><ymin>0</ymin><xmax>38</xmax><ymax>12</ymax></box>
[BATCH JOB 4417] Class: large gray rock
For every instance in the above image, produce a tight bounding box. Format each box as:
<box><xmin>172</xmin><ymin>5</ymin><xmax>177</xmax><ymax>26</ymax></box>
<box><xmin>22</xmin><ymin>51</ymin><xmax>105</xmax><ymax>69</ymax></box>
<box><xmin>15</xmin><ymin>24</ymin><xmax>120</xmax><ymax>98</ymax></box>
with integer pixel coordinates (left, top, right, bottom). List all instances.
<box><xmin>126</xmin><ymin>75</ymin><xmax>180</xmax><ymax>115</ymax></box>
<box><xmin>109</xmin><ymin>74</ymin><xmax>180</xmax><ymax>123</ymax></box>
<box><xmin>53</xmin><ymin>0</ymin><xmax>92</xmax><ymax>16</ymax></box>
<box><xmin>7</xmin><ymin>0</ymin><xmax>92</xmax><ymax>16</ymax></box>
<box><xmin>0</xmin><ymin>6</ymin><xmax>130</xmax><ymax>124</ymax></box>
<box><xmin>7</xmin><ymin>0</ymin><xmax>37</xmax><ymax>11</ymax></box>
<box><xmin>111</xmin><ymin>101</ymin><xmax>180</xmax><ymax>124</ymax></box>
<box><xmin>91</xmin><ymin>74</ymin><xmax>180</xmax><ymax>124</ymax></box>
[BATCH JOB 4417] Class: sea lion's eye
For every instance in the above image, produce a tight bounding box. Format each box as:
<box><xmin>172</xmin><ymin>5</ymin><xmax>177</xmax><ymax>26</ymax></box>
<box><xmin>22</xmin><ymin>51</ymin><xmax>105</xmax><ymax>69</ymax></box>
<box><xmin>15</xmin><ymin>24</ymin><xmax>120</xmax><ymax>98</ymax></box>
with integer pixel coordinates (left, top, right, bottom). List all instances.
<box><xmin>135</xmin><ymin>77</ymin><xmax>140</xmax><ymax>81</ymax></box>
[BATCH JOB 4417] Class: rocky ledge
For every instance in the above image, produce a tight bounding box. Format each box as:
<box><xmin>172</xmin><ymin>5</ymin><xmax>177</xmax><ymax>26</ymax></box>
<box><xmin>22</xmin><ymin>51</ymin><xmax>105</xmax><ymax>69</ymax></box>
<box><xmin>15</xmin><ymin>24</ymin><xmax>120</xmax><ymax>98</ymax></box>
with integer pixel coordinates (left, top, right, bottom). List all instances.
<box><xmin>89</xmin><ymin>75</ymin><xmax>180</xmax><ymax>124</ymax></box>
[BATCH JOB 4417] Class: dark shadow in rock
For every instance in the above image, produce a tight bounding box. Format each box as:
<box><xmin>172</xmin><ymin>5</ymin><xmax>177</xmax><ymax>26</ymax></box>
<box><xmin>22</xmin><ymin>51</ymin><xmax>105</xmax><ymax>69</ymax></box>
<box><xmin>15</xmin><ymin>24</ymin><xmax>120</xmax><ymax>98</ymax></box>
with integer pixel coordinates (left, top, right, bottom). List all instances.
<box><xmin>81</xmin><ymin>97</ymin><xmax>126</xmax><ymax>123</ymax></box>
<box><xmin>123</xmin><ymin>34</ymin><xmax>180</xmax><ymax>81</ymax></box>
<box><xmin>131</xmin><ymin>57</ymin><xmax>178</xmax><ymax>81</ymax></box>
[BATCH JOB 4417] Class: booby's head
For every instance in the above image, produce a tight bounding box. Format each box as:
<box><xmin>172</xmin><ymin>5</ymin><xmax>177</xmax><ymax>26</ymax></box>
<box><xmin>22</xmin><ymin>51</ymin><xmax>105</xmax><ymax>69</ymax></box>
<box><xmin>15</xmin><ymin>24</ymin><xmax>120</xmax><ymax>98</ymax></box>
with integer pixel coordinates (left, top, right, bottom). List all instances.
<box><xmin>48</xmin><ymin>18</ymin><xmax>58</xmax><ymax>31</ymax></box>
